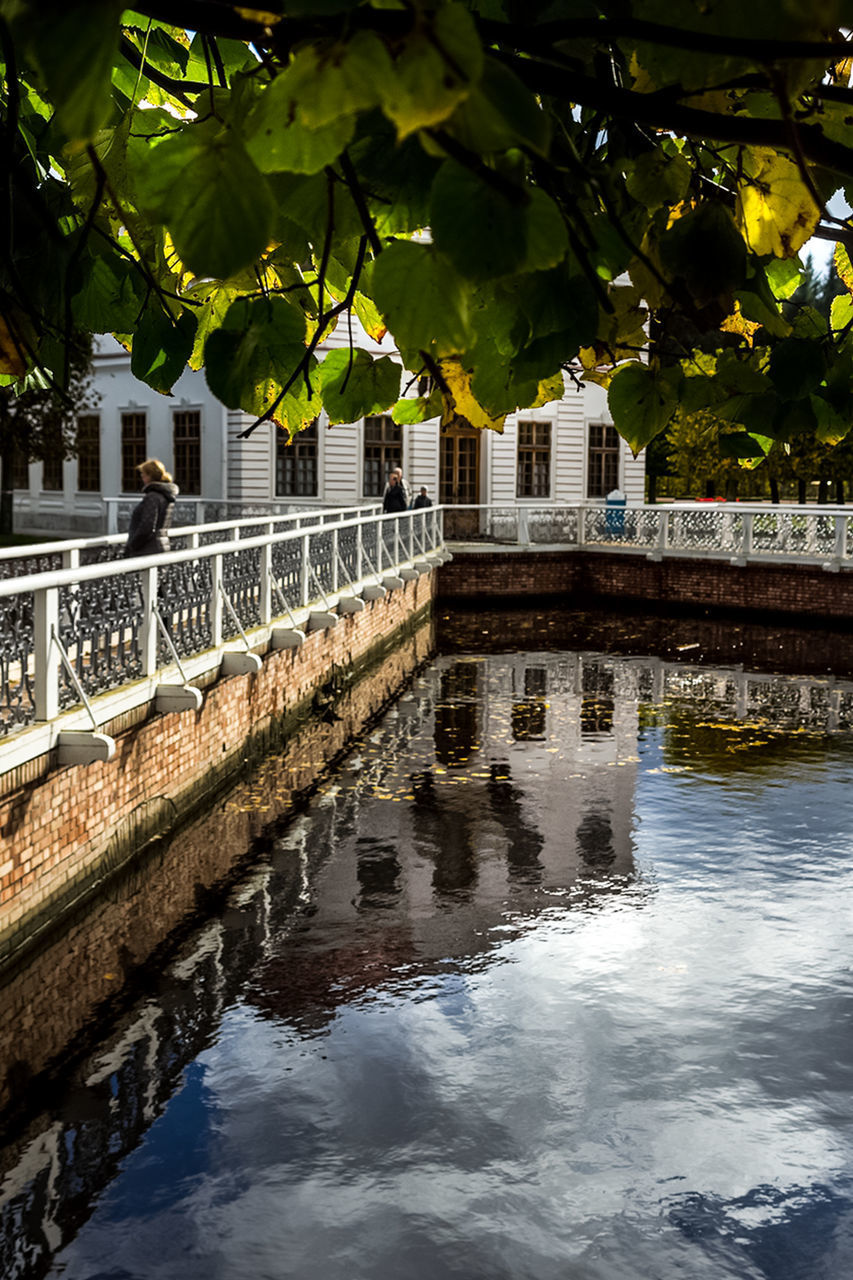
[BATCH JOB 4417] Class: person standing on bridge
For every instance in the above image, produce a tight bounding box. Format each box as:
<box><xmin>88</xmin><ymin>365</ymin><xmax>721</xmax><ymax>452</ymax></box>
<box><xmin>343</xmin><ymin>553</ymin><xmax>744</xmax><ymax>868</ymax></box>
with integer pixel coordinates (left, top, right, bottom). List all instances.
<box><xmin>124</xmin><ymin>459</ymin><xmax>179</xmax><ymax>557</ymax></box>
<box><xmin>382</xmin><ymin>471</ymin><xmax>408</xmax><ymax>514</ymax></box>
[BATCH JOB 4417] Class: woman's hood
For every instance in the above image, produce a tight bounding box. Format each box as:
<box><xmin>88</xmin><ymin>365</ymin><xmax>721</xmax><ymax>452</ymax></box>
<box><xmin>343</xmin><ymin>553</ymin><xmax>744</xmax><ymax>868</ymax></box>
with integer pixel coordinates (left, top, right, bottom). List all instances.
<box><xmin>145</xmin><ymin>482</ymin><xmax>179</xmax><ymax>502</ymax></box>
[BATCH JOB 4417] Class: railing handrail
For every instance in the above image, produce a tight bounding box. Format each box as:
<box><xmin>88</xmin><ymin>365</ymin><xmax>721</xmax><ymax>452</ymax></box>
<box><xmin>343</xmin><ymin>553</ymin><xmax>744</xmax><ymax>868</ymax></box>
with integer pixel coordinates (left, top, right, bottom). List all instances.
<box><xmin>0</xmin><ymin>501</ymin><xmax>382</xmax><ymax>564</ymax></box>
<box><xmin>0</xmin><ymin>507</ymin><xmax>433</xmax><ymax>599</ymax></box>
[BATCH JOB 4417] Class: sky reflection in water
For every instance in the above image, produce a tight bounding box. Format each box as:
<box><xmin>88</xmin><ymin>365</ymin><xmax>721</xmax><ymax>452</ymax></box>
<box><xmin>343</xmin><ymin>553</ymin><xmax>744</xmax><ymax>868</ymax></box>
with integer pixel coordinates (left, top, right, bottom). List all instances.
<box><xmin>21</xmin><ymin>648</ymin><xmax>853</xmax><ymax>1279</ymax></box>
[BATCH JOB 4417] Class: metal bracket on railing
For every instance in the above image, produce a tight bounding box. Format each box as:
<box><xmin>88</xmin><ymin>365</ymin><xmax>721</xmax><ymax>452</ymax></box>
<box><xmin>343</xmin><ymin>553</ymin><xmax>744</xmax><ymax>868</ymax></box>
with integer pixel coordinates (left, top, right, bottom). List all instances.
<box><xmin>151</xmin><ymin>605</ymin><xmax>204</xmax><ymax>712</ymax></box>
<box><xmin>335</xmin><ymin>550</ymin><xmax>365</xmax><ymax>614</ymax></box>
<box><xmin>218</xmin><ymin>584</ymin><xmax>263</xmax><ymax>675</ymax></box>
<box><xmin>361</xmin><ymin>546</ymin><xmax>402</xmax><ymax>593</ymax></box>
<box><xmin>306</xmin><ymin>564</ymin><xmax>338</xmax><ymax>631</ymax></box>
<box><xmin>49</xmin><ymin>626</ymin><xmax>116</xmax><ymax>764</ymax></box>
<box><xmin>357</xmin><ymin>547</ymin><xmax>387</xmax><ymax>600</ymax></box>
<box><xmin>268</xmin><ymin>573</ymin><xmax>305</xmax><ymax>650</ymax></box>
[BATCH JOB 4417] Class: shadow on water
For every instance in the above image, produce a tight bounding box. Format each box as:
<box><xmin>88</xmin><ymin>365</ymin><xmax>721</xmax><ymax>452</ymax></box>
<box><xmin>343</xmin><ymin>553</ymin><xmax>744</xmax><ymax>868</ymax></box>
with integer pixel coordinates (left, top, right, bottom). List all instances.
<box><xmin>2</xmin><ymin>607</ymin><xmax>853</xmax><ymax>1278</ymax></box>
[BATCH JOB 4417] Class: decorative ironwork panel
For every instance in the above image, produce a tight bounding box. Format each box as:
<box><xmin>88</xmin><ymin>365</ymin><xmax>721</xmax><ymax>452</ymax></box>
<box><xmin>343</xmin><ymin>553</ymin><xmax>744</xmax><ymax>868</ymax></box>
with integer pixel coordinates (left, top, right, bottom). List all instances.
<box><xmin>0</xmin><ymin>590</ymin><xmax>36</xmax><ymax>735</ymax></box>
<box><xmin>222</xmin><ymin>546</ymin><xmax>261</xmax><ymax>636</ymax></box>
<box><xmin>309</xmin><ymin>530</ymin><xmax>335</xmax><ymax>597</ymax></box>
<box><xmin>484</xmin><ymin>508</ymin><xmax>520</xmax><ymax>542</ymax></box>
<box><xmin>157</xmin><ymin>558</ymin><xmax>213</xmax><ymax>660</ymax></box>
<box><xmin>382</xmin><ymin>519</ymin><xmax>397</xmax><ymax>567</ymax></box>
<box><xmin>271</xmin><ymin>538</ymin><xmax>302</xmax><ymax>611</ymax></box>
<box><xmin>0</xmin><ymin>551</ymin><xmax>62</xmax><ymax>580</ymax></box>
<box><xmin>668</xmin><ymin>508</ymin><xmax>734</xmax><ymax>552</ymax></box>
<box><xmin>58</xmin><ymin>572</ymin><xmax>144</xmax><ymax>707</ymax></box>
<box><xmin>529</xmin><ymin>508</ymin><xmax>580</xmax><ymax>544</ymax></box>
<box><xmin>361</xmin><ymin>521</ymin><xmax>379</xmax><ymax>575</ymax></box>
<box><xmin>79</xmin><ymin>545</ymin><xmax>126</xmax><ymax>567</ymax></box>
<box><xmin>338</xmin><ymin>525</ymin><xmax>360</xmax><ymax>582</ymax></box>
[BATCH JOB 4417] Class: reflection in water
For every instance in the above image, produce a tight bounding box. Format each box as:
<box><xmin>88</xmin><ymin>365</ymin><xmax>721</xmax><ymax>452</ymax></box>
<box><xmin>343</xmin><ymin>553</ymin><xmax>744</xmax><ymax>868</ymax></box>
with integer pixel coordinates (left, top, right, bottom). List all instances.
<box><xmin>2</xmin><ymin>638</ymin><xmax>853</xmax><ymax>1280</ymax></box>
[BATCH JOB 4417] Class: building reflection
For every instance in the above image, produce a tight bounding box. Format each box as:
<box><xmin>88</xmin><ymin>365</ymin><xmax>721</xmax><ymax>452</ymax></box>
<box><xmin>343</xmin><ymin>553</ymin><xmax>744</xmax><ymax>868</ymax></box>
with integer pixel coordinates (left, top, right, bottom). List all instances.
<box><xmin>7</xmin><ymin>635</ymin><xmax>851</xmax><ymax>1279</ymax></box>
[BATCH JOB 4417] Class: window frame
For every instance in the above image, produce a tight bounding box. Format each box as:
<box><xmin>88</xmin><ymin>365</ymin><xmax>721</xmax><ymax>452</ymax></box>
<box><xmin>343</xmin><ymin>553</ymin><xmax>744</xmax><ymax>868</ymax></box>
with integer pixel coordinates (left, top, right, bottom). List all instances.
<box><xmin>172</xmin><ymin>407</ymin><xmax>202</xmax><ymax>496</ymax></box>
<box><xmin>363</xmin><ymin>414</ymin><xmax>402</xmax><ymax>499</ymax></box>
<box><xmin>76</xmin><ymin>414</ymin><xmax>101</xmax><ymax>493</ymax></box>
<box><xmin>275</xmin><ymin>419</ymin><xmax>319</xmax><ymax>498</ymax></box>
<box><xmin>586</xmin><ymin>423</ymin><xmax>621</xmax><ymax>498</ymax></box>
<box><xmin>121</xmin><ymin>410</ymin><xmax>147</xmax><ymax>494</ymax></box>
<box><xmin>516</xmin><ymin>419</ymin><xmax>552</xmax><ymax>500</ymax></box>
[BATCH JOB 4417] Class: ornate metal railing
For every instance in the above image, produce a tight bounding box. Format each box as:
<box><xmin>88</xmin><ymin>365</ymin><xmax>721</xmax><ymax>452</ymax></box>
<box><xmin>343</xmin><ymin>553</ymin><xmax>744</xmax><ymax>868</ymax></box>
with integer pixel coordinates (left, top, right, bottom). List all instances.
<box><xmin>0</xmin><ymin>504</ymin><xmax>379</xmax><ymax>580</ymax></box>
<box><xmin>0</xmin><ymin>507</ymin><xmax>443</xmax><ymax>742</ymax></box>
<box><xmin>445</xmin><ymin>502</ymin><xmax>853</xmax><ymax>567</ymax></box>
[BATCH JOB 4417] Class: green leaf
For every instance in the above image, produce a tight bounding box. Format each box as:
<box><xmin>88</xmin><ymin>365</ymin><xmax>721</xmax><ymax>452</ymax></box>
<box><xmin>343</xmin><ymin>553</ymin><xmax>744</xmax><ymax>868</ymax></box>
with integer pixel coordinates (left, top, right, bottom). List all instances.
<box><xmin>204</xmin><ymin>296</ymin><xmax>308</xmax><ymax>415</ymax></box>
<box><xmin>625</xmin><ymin>148</ymin><xmax>691</xmax><ymax>212</ymax></box>
<box><xmin>659</xmin><ymin>202</ymin><xmax>746</xmax><ymax>305</ymax></box>
<box><xmin>131</xmin><ymin>305</ymin><xmax>197</xmax><ymax>394</ymax></box>
<box><xmin>445</xmin><ymin>59</ymin><xmax>550</xmax><ymax>155</ymax></box>
<box><xmin>21</xmin><ymin>0</ymin><xmax>122</xmax><ymax>142</ymax></box>
<box><xmin>371</xmin><ymin>242</ymin><xmax>471</xmax><ymax>355</ymax></box>
<box><xmin>130</xmin><ymin>124</ymin><xmax>276</xmax><ymax>279</ymax></box>
<box><xmin>430</xmin><ymin>161</ymin><xmax>529</xmax><ymax>280</ymax></box>
<box><xmin>392</xmin><ymin>394</ymin><xmax>440</xmax><ymax>425</ymax></box>
<box><xmin>717</xmin><ymin>431</ymin><xmax>769</xmax><ymax>459</ymax></box>
<box><xmin>767</xmin><ymin>338</ymin><xmax>826</xmax><ymax>400</ymax></box>
<box><xmin>244</xmin><ymin>46</ymin><xmax>365</xmax><ymax>174</ymax></box>
<box><xmin>317</xmin><ymin>349</ymin><xmax>401</xmax><ymax>424</ymax></box>
<box><xmin>607</xmin><ymin>363</ymin><xmax>679</xmax><ymax>455</ymax></box>
<box><xmin>379</xmin><ymin>3</ymin><xmax>483</xmax><ymax>138</ymax></box>
<box><xmin>71</xmin><ymin>245</ymin><xmax>143</xmax><ymax>332</ymax></box>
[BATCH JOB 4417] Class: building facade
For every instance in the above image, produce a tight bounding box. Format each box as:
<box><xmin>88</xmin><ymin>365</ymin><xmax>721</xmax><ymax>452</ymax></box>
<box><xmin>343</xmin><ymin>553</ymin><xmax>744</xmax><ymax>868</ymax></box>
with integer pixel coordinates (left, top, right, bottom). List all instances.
<box><xmin>10</xmin><ymin>330</ymin><xmax>646</xmax><ymax>537</ymax></box>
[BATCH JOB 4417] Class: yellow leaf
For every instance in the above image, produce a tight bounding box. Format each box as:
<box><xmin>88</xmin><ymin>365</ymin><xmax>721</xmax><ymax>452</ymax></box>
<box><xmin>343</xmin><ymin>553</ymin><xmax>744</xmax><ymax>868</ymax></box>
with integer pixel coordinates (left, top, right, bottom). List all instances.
<box><xmin>834</xmin><ymin>242</ymin><xmax>853</xmax><ymax>294</ymax></box>
<box><xmin>736</xmin><ymin>148</ymin><xmax>820</xmax><ymax>257</ymax></box>
<box><xmin>0</xmin><ymin>315</ymin><xmax>27</xmax><ymax>376</ymax></box>
<box><xmin>437</xmin><ymin>357</ymin><xmax>506</xmax><ymax>432</ymax></box>
<box><xmin>720</xmin><ymin>300</ymin><xmax>760</xmax><ymax>345</ymax></box>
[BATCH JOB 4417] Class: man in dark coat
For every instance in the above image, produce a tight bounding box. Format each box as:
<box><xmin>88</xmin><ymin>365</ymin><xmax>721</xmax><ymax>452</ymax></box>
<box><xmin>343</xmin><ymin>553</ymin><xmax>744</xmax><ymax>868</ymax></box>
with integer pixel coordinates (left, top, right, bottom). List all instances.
<box><xmin>413</xmin><ymin>486</ymin><xmax>432</xmax><ymax>509</ymax></box>
<box><xmin>125</xmin><ymin>458</ymin><xmax>179</xmax><ymax>556</ymax></box>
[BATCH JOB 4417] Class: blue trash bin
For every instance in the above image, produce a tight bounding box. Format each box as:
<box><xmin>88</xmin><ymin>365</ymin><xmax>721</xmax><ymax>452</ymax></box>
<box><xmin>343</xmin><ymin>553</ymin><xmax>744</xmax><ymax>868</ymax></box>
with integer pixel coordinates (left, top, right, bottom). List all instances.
<box><xmin>605</xmin><ymin>489</ymin><xmax>626</xmax><ymax>536</ymax></box>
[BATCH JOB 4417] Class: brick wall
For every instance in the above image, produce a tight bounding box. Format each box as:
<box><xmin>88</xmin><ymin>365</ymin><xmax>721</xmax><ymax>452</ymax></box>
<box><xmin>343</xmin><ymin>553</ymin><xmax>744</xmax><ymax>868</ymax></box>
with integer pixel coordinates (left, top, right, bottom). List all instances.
<box><xmin>0</xmin><ymin>618</ymin><xmax>434</xmax><ymax>1123</ymax></box>
<box><xmin>0</xmin><ymin>575</ymin><xmax>435</xmax><ymax>967</ymax></box>
<box><xmin>437</xmin><ymin>550</ymin><xmax>853</xmax><ymax>622</ymax></box>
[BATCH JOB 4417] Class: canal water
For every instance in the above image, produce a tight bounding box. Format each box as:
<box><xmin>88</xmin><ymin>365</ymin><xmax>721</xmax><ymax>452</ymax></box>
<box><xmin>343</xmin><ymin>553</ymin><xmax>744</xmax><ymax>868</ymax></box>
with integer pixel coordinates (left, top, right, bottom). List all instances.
<box><xmin>2</xmin><ymin>610</ymin><xmax>853</xmax><ymax>1280</ymax></box>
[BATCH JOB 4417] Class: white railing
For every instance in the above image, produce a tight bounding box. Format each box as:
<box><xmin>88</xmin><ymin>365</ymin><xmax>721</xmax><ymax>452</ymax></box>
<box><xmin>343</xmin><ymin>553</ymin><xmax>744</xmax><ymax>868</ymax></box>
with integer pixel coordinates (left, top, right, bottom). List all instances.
<box><xmin>0</xmin><ymin>507</ymin><xmax>445</xmax><ymax>760</ymax></box>
<box><xmin>441</xmin><ymin>503</ymin><xmax>853</xmax><ymax>567</ymax></box>
<box><xmin>0</xmin><ymin>502</ymin><xmax>381</xmax><ymax>579</ymax></box>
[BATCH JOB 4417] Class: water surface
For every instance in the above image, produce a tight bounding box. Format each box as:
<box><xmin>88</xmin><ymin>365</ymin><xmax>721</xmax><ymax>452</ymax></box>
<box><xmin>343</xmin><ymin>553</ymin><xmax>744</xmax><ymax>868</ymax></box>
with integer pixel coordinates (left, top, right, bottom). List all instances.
<box><xmin>3</xmin><ymin>637</ymin><xmax>853</xmax><ymax>1280</ymax></box>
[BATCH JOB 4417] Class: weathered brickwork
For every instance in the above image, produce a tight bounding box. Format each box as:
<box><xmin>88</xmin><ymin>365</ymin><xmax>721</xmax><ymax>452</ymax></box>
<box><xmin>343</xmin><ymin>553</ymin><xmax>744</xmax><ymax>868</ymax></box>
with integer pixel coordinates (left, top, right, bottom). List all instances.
<box><xmin>437</xmin><ymin>550</ymin><xmax>853</xmax><ymax>622</ymax></box>
<box><xmin>0</xmin><ymin>618</ymin><xmax>434</xmax><ymax>1123</ymax></box>
<box><xmin>0</xmin><ymin>575</ymin><xmax>435</xmax><ymax>965</ymax></box>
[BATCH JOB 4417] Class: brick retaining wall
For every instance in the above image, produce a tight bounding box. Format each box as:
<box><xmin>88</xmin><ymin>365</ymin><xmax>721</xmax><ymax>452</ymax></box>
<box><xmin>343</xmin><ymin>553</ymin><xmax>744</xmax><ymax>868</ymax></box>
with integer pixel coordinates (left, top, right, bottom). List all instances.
<box><xmin>437</xmin><ymin>550</ymin><xmax>853</xmax><ymax>623</ymax></box>
<box><xmin>0</xmin><ymin>575</ymin><xmax>435</xmax><ymax>968</ymax></box>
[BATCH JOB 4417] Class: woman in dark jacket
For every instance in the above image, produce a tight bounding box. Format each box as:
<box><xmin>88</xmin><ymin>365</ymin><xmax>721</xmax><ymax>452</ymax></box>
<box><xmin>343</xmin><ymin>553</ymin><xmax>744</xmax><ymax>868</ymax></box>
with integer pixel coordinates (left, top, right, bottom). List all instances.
<box><xmin>124</xmin><ymin>458</ymin><xmax>179</xmax><ymax>557</ymax></box>
<box><xmin>382</xmin><ymin>473</ymin><xmax>408</xmax><ymax>513</ymax></box>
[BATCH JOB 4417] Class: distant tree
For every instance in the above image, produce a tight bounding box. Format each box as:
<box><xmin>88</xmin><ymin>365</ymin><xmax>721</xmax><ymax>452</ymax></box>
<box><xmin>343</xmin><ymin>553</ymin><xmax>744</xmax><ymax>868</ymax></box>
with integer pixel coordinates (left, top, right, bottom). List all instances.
<box><xmin>0</xmin><ymin>335</ymin><xmax>97</xmax><ymax>535</ymax></box>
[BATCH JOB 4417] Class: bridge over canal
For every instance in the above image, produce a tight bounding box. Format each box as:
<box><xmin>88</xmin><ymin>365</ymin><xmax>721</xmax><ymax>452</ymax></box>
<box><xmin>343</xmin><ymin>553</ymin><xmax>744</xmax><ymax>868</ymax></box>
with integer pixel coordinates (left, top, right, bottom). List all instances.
<box><xmin>2</xmin><ymin>500</ymin><xmax>852</xmax><ymax>968</ymax></box>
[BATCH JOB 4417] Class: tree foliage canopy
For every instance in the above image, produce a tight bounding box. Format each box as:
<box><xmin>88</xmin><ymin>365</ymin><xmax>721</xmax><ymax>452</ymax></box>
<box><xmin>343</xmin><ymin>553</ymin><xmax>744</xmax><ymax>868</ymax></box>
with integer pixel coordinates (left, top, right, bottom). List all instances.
<box><xmin>5</xmin><ymin>1</ymin><xmax>853</xmax><ymax>459</ymax></box>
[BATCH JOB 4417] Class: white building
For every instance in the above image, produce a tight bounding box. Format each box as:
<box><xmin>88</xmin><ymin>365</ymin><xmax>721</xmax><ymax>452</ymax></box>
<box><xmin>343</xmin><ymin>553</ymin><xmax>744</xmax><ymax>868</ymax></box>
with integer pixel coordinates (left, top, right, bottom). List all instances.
<box><xmin>10</xmin><ymin>328</ymin><xmax>646</xmax><ymax>537</ymax></box>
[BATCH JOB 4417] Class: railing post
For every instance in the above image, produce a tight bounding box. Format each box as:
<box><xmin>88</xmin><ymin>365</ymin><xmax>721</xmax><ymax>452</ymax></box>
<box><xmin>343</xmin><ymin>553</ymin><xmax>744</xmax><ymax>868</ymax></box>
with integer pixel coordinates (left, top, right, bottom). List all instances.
<box><xmin>210</xmin><ymin>551</ymin><xmax>224</xmax><ymax>647</ymax></box>
<box><xmin>331</xmin><ymin>527</ymin><xmax>339</xmax><ymax>593</ymax></box>
<box><xmin>33</xmin><ymin>584</ymin><xmax>60</xmax><ymax>721</ymax></box>
<box><xmin>656</xmin><ymin>509</ymin><xmax>669</xmax><ymax>557</ymax></box>
<box><xmin>61</xmin><ymin>548</ymin><xmax>80</xmax><ymax>571</ymax></box>
<box><xmin>834</xmin><ymin>514</ymin><xmax>846</xmax><ymax>562</ymax></box>
<box><xmin>139</xmin><ymin>565</ymin><xmax>159</xmax><ymax>676</ymax></box>
<box><xmin>742</xmin><ymin>512</ymin><xmax>754</xmax><ymax>558</ymax></box>
<box><xmin>300</xmin><ymin>531</ymin><xmax>310</xmax><ymax>606</ymax></box>
<box><xmin>377</xmin><ymin>518</ymin><xmax>384</xmax><ymax>572</ymax></box>
<box><xmin>106</xmin><ymin>500</ymin><xmax>118</xmax><ymax>535</ymax></box>
<box><xmin>518</xmin><ymin>508</ymin><xmax>529</xmax><ymax>544</ymax></box>
<box><xmin>260</xmin><ymin>522</ymin><xmax>274</xmax><ymax>624</ymax></box>
<box><xmin>394</xmin><ymin>516</ymin><xmax>400</xmax><ymax>567</ymax></box>
<box><xmin>356</xmin><ymin>518</ymin><xmax>363</xmax><ymax>581</ymax></box>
